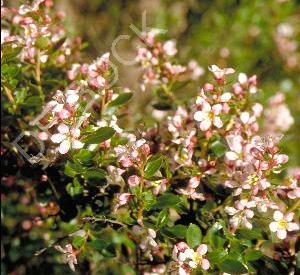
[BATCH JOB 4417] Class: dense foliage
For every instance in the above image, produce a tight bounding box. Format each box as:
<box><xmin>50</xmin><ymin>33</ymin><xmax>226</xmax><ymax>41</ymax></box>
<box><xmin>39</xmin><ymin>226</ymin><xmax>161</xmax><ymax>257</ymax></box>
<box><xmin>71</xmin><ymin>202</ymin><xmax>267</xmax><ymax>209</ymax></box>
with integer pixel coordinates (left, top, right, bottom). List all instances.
<box><xmin>1</xmin><ymin>1</ymin><xmax>299</xmax><ymax>274</ymax></box>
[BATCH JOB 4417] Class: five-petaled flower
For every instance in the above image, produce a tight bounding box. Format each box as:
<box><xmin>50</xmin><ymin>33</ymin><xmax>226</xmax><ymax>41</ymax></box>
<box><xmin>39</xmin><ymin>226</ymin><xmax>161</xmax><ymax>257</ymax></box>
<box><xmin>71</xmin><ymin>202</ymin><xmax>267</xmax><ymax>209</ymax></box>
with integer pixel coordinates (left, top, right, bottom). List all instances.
<box><xmin>269</xmin><ymin>210</ymin><xmax>299</xmax><ymax>239</ymax></box>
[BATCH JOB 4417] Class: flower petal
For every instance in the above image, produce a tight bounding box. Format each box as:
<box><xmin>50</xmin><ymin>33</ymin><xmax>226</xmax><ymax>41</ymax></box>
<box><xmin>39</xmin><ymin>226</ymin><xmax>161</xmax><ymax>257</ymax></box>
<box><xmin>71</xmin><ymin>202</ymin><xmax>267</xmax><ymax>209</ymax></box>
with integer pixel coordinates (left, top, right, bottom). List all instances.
<box><xmin>194</xmin><ymin>111</ymin><xmax>206</xmax><ymax>122</ymax></box>
<box><xmin>59</xmin><ymin>139</ymin><xmax>71</xmax><ymax>154</ymax></box>
<box><xmin>197</xmin><ymin>244</ymin><xmax>207</xmax><ymax>256</ymax></box>
<box><xmin>51</xmin><ymin>133</ymin><xmax>66</xmax><ymax>143</ymax></box>
<box><xmin>269</xmin><ymin>221</ymin><xmax>278</xmax><ymax>232</ymax></box>
<box><xmin>213</xmin><ymin>116</ymin><xmax>223</xmax><ymax>128</ymax></box>
<box><xmin>201</xmin><ymin>258</ymin><xmax>210</xmax><ymax>270</ymax></box>
<box><xmin>200</xmin><ymin>119</ymin><xmax>212</xmax><ymax>131</ymax></box>
<box><xmin>287</xmin><ymin>222</ymin><xmax>299</xmax><ymax>231</ymax></box>
<box><xmin>72</xmin><ymin>139</ymin><xmax>84</xmax><ymax>149</ymax></box>
<box><xmin>57</xmin><ymin>123</ymin><xmax>69</xmax><ymax>134</ymax></box>
<box><xmin>277</xmin><ymin>229</ymin><xmax>287</xmax><ymax>240</ymax></box>
<box><xmin>273</xmin><ymin>210</ymin><xmax>283</xmax><ymax>221</ymax></box>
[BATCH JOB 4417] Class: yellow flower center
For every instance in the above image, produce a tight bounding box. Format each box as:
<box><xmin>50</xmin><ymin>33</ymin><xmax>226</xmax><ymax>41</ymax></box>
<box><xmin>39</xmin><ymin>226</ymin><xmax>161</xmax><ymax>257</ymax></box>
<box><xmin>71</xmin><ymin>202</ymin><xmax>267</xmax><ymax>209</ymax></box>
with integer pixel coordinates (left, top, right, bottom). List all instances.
<box><xmin>247</xmin><ymin>174</ymin><xmax>259</xmax><ymax>186</ymax></box>
<box><xmin>208</xmin><ymin>112</ymin><xmax>214</xmax><ymax>120</ymax></box>
<box><xmin>192</xmin><ymin>252</ymin><xmax>202</xmax><ymax>265</ymax></box>
<box><xmin>278</xmin><ymin>219</ymin><xmax>287</xmax><ymax>230</ymax></box>
<box><xmin>286</xmin><ymin>177</ymin><xmax>293</xmax><ymax>187</ymax></box>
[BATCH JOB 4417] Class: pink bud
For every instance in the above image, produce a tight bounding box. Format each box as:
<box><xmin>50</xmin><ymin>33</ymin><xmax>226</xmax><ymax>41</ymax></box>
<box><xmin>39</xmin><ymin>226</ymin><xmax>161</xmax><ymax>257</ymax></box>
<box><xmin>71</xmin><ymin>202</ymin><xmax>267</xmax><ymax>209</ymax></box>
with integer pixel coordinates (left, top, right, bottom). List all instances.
<box><xmin>128</xmin><ymin>175</ymin><xmax>140</xmax><ymax>187</ymax></box>
<box><xmin>250</xmin><ymin>147</ymin><xmax>264</xmax><ymax>160</ymax></box>
<box><xmin>120</xmin><ymin>157</ymin><xmax>133</xmax><ymax>168</ymax></box>
<box><xmin>176</xmin><ymin>242</ymin><xmax>189</xmax><ymax>252</ymax></box>
<box><xmin>141</xmin><ymin>144</ymin><xmax>151</xmax><ymax>156</ymax></box>
<box><xmin>41</xmin><ymin>175</ymin><xmax>48</xmax><ymax>182</ymax></box>
<box><xmin>203</xmin><ymin>83</ymin><xmax>214</xmax><ymax>92</ymax></box>
<box><xmin>38</xmin><ymin>132</ymin><xmax>49</xmax><ymax>141</ymax></box>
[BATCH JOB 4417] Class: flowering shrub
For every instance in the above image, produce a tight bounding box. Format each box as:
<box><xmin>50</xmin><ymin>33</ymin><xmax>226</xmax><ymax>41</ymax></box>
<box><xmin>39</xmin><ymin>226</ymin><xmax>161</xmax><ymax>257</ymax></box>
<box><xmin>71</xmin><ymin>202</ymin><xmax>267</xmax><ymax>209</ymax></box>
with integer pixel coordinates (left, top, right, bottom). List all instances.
<box><xmin>1</xmin><ymin>1</ymin><xmax>299</xmax><ymax>275</ymax></box>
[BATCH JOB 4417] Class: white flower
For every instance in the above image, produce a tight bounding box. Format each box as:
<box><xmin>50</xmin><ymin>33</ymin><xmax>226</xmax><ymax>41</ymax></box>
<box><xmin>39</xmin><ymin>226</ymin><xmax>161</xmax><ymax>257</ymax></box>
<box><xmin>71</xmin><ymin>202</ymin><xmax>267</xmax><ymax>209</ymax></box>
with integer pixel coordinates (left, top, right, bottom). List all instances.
<box><xmin>225</xmin><ymin>135</ymin><xmax>243</xmax><ymax>161</ymax></box>
<box><xmin>238</xmin><ymin>72</ymin><xmax>250</xmax><ymax>85</ymax></box>
<box><xmin>51</xmin><ymin>124</ymin><xmax>83</xmax><ymax>154</ymax></box>
<box><xmin>163</xmin><ymin>40</ymin><xmax>177</xmax><ymax>56</ymax></box>
<box><xmin>65</xmin><ymin>90</ymin><xmax>79</xmax><ymax>104</ymax></box>
<box><xmin>269</xmin><ymin>211</ymin><xmax>299</xmax><ymax>239</ymax></box>
<box><xmin>208</xmin><ymin>65</ymin><xmax>235</xmax><ymax>80</ymax></box>
<box><xmin>194</xmin><ymin>101</ymin><xmax>223</xmax><ymax>131</ymax></box>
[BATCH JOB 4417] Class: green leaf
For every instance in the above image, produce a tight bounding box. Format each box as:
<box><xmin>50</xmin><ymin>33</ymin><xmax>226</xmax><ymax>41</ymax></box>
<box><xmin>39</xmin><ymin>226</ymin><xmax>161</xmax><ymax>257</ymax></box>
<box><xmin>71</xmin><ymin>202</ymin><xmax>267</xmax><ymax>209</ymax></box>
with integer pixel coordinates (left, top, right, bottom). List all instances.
<box><xmin>162</xmin><ymin>225</ymin><xmax>187</xmax><ymax>239</ymax></box>
<box><xmin>65</xmin><ymin>161</ymin><xmax>83</xmax><ymax>177</ymax></box>
<box><xmin>84</xmin><ymin>127</ymin><xmax>115</xmax><ymax>144</ymax></box>
<box><xmin>204</xmin><ymin>222</ymin><xmax>226</xmax><ymax>249</ymax></box>
<box><xmin>208</xmin><ymin>249</ymin><xmax>228</xmax><ymax>264</ymax></box>
<box><xmin>66</xmin><ymin>178</ymin><xmax>83</xmax><ymax>197</ymax></box>
<box><xmin>1</xmin><ymin>43</ymin><xmax>22</xmax><ymax>62</ymax></box>
<box><xmin>142</xmin><ymin>191</ymin><xmax>157</xmax><ymax>210</ymax></box>
<box><xmin>72</xmin><ymin>236</ymin><xmax>85</xmax><ymax>249</ymax></box>
<box><xmin>219</xmin><ymin>259</ymin><xmax>248</xmax><ymax>274</ymax></box>
<box><xmin>74</xmin><ymin>149</ymin><xmax>93</xmax><ymax>165</ymax></box>
<box><xmin>24</xmin><ymin>96</ymin><xmax>43</xmax><ymax>108</ymax></box>
<box><xmin>88</xmin><ymin>239</ymin><xmax>109</xmax><ymax>251</ymax></box>
<box><xmin>153</xmin><ymin>193</ymin><xmax>180</xmax><ymax>209</ymax></box>
<box><xmin>296</xmin><ymin>251</ymin><xmax>300</xmax><ymax>269</ymax></box>
<box><xmin>156</xmin><ymin>209</ymin><xmax>169</xmax><ymax>228</ymax></box>
<box><xmin>186</xmin><ymin>223</ymin><xmax>202</xmax><ymax>248</ymax></box>
<box><xmin>84</xmin><ymin>169</ymin><xmax>107</xmax><ymax>180</ymax></box>
<box><xmin>244</xmin><ymin>249</ymin><xmax>262</xmax><ymax>261</ymax></box>
<box><xmin>36</xmin><ymin>36</ymin><xmax>50</xmax><ymax>49</ymax></box>
<box><xmin>144</xmin><ymin>155</ymin><xmax>163</xmax><ymax>179</ymax></box>
<box><xmin>107</xmin><ymin>93</ymin><xmax>133</xmax><ymax>108</ymax></box>
<box><xmin>210</xmin><ymin>140</ymin><xmax>227</xmax><ymax>157</ymax></box>
<box><xmin>236</xmin><ymin>228</ymin><xmax>263</xmax><ymax>240</ymax></box>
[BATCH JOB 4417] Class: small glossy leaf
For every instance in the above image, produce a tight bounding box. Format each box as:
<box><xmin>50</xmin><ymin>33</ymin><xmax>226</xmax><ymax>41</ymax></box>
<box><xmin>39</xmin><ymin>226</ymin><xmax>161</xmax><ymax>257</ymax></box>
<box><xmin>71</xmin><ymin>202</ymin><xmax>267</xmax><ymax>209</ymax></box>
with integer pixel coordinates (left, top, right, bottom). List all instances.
<box><xmin>153</xmin><ymin>193</ymin><xmax>180</xmax><ymax>209</ymax></box>
<box><xmin>72</xmin><ymin>236</ymin><xmax>85</xmax><ymax>249</ymax></box>
<box><xmin>107</xmin><ymin>93</ymin><xmax>133</xmax><ymax>108</ymax></box>
<box><xmin>156</xmin><ymin>209</ymin><xmax>169</xmax><ymax>228</ymax></box>
<box><xmin>162</xmin><ymin>225</ymin><xmax>187</xmax><ymax>239</ymax></box>
<box><xmin>88</xmin><ymin>239</ymin><xmax>109</xmax><ymax>251</ymax></box>
<box><xmin>36</xmin><ymin>37</ymin><xmax>51</xmax><ymax>49</ymax></box>
<box><xmin>84</xmin><ymin>127</ymin><xmax>115</xmax><ymax>144</ymax></box>
<box><xmin>66</xmin><ymin>178</ymin><xmax>83</xmax><ymax>197</ymax></box>
<box><xmin>144</xmin><ymin>155</ymin><xmax>163</xmax><ymax>179</ymax></box>
<box><xmin>65</xmin><ymin>161</ymin><xmax>83</xmax><ymax>177</ymax></box>
<box><xmin>244</xmin><ymin>249</ymin><xmax>262</xmax><ymax>261</ymax></box>
<box><xmin>186</xmin><ymin>223</ymin><xmax>202</xmax><ymax>248</ymax></box>
<box><xmin>210</xmin><ymin>140</ymin><xmax>227</xmax><ymax>157</ymax></box>
<box><xmin>84</xmin><ymin>169</ymin><xmax>107</xmax><ymax>180</ymax></box>
<box><xmin>219</xmin><ymin>259</ymin><xmax>247</xmax><ymax>274</ymax></box>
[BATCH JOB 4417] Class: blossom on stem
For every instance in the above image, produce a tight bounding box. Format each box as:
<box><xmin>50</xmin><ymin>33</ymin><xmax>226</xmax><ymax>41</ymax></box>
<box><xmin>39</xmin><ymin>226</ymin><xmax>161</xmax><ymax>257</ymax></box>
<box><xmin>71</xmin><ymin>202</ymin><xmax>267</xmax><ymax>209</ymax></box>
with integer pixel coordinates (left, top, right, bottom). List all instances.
<box><xmin>269</xmin><ymin>211</ymin><xmax>299</xmax><ymax>239</ymax></box>
<box><xmin>55</xmin><ymin>244</ymin><xmax>78</xmax><ymax>271</ymax></box>
<box><xmin>51</xmin><ymin>124</ymin><xmax>83</xmax><ymax>154</ymax></box>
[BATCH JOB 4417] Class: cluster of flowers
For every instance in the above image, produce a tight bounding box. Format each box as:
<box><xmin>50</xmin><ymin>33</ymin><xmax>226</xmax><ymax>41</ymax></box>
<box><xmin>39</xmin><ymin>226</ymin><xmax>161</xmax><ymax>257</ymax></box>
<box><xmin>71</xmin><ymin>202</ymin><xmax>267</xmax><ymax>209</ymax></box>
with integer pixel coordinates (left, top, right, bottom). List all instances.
<box><xmin>1</xmin><ymin>0</ymin><xmax>81</xmax><ymax>65</ymax></box>
<box><xmin>2</xmin><ymin>1</ymin><xmax>299</xmax><ymax>273</ymax></box>
<box><xmin>34</xmin><ymin>51</ymin><xmax>126</xmax><ymax>155</ymax></box>
<box><xmin>136</xmin><ymin>29</ymin><xmax>204</xmax><ymax>92</ymax></box>
<box><xmin>170</xmin><ymin>242</ymin><xmax>210</xmax><ymax>274</ymax></box>
<box><xmin>274</xmin><ymin>22</ymin><xmax>300</xmax><ymax>71</ymax></box>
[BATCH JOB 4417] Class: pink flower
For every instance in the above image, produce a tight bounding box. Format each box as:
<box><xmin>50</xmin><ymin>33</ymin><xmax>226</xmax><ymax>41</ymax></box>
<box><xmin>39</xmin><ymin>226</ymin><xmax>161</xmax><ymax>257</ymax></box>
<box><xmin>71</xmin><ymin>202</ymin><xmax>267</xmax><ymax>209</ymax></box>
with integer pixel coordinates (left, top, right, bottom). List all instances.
<box><xmin>128</xmin><ymin>175</ymin><xmax>140</xmax><ymax>187</ymax></box>
<box><xmin>114</xmin><ymin>193</ymin><xmax>132</xmax><ymax>211</ymax></box>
